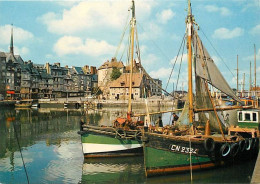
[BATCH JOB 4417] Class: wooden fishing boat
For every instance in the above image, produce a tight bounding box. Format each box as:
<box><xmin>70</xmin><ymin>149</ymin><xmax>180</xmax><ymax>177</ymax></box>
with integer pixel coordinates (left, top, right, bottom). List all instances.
<box><xmin>142</xmin><ymin>0</ymin><xmax>259</xmax><ymax>177</ymax></box>
<box><xmin>79</xmin><ymin>0</ymin><xmax>144</xmax><ymax>158</ymax></box>
<box><xmin>15</xmin><ymin>99</ymin><xmax>32</xmax><ymax>108</ymax></box>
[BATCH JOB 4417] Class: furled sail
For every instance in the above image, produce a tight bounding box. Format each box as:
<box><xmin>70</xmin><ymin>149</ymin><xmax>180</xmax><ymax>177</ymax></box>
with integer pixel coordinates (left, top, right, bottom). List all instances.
<box><xmin>192</xmin><ymin>30</ymin><xmax>241</xmax><ymax>103</ymax></box>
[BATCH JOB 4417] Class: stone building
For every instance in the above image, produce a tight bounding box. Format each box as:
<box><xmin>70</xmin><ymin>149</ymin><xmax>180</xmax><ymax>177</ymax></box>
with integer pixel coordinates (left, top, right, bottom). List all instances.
<box><xmin>109</xmin><ymin>73</ymin><xmax>145</xmax><ymax>100</ymax></box>
<box><xmin>149</xmin><ymin>78</ymin><xmax>162</xmax><ymax>96</ymax></box>
<box><xmin>98</xmin><ymin>57</ymin><xmax>124</xmax><ymax>91</ymax></box>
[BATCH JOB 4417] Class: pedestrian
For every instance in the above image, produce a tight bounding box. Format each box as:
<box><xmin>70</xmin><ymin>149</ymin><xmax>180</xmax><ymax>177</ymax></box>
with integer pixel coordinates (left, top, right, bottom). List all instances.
<box><xmin>156</xmin><ymin>116</ymin><xmax>163</xmax><ymax>127</ymax></box>
<box><xmin>172</xmin><ymin>113</ymin><xmax>179</xmax><ymax>126</ymax></box>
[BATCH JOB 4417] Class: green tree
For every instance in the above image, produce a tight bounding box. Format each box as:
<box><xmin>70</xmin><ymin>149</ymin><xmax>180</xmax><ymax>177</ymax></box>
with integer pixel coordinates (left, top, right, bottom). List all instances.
<box><xmin>110</xmin><ymin>67</ymin><xmax>121</xmax><ymax>81</ymax></box>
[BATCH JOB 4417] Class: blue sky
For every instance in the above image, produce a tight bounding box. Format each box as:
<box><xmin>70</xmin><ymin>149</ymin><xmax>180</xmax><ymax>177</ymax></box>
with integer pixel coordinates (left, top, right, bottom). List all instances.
<box><xmin>0</xmin><ymin>0</ymin><xmax>259</xmax><ymax>91</ymax></box>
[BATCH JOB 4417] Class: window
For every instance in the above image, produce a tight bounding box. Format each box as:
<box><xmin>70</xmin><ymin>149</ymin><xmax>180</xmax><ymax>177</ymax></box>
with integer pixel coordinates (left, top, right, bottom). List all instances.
<box><xmin>244</xmin><ymin>113</ymin><xmax>251</xmax><ymax>121</ymax></box>
<box><xmin>238</xmin><ymin>112</ymin><xmax>242</xmax><ymax>121</ymax></box>
<box><xmin>253</xmin><ymin>113</ymin><xmax>257</xmax><ymax>122</ymax></box>
<box><xmin>248</xmin><ymin>101</ymin><xmax>252</xmax><ymax>106</ymax></box>
<box><xmin>135</xmin><ymin>93</ymin><xmax>138</xmax><ymax>95</ymax></box>
<box><xmin>112</xmin><ymin>93</ymin><xmax>115</xmax><ymax>95</ymax></box>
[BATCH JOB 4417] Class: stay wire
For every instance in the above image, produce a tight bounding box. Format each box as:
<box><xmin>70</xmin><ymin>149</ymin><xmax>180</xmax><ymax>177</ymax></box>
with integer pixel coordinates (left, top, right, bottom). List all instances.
<box><xmin>165</xmin><ymin>33</ymin><xmax>186</xmax><ymax>91</ymax></box>
<box><xmin>175</xmin><ymin>38</ymin><xmax>186</xmax><ymax>93</ymax></box>
<box><xmin>137</xmin><ymin>22</ymin><xmax>172</xmax><ymax>64</ymax></box>
<box><xmin>200</xmin><ymin>28</ymin><xmax>235</xmax><ymax>78</ymax></box>
<box><xmin>114</xmin><ymin>11</ymin><xmax>130</xmax><ymax>59</ymax></box>
<box><xmin>12</xmin><ymin>121</ymin><xmax>30</xmax><ymax>184</ymax></box>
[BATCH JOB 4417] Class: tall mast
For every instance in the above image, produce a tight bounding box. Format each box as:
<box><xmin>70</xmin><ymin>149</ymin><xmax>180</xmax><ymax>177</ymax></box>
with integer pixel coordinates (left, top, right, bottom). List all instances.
<box><xmin>187</xmin><ymin>0</ymin><xmax>194</xmax><ymax>125</ymax></box>
<box><xmin>254</xmin><ymin>44</ymin><xmax>256</xmax><ymax>96</ymax></box>
<box><xmin>250</xmin><ymin>61</ymin><xmax>252</xmax><ymax>97</ymax></box>
<box><xmin>242</xmin><ymin>73</ymin><xmax>245</xmax><ymax>97</ymax></box>
<box><xmin>127</xmin><ymin>0</ymin><xmax>136</xmax><ymax>119</ymax></box>
<box><xmin>236</xmin><ymin>55</ymin><xmax>239</xmax><ymax>96</ymax></box>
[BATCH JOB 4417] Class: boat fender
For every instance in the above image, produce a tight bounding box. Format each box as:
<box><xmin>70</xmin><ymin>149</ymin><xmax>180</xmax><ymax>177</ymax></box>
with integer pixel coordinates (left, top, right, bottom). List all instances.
<box><xmin>203</xmin><ymin>138</ymin><xmax>215</xmax><ymax>152</ymax></box>
<box><xmin>239</xmin><ymin>140</ymin><xmax>246</xmax><ymax>152</ymax></box>
<box><xmin>245</xmin><ymin>138</ymin><xmax>251</xmax><ymax>151</ymax></box>
<box><xmin>251</xmin><ymin>138</ymin><xmax>256</xmax><ymax>149</ymax></box>
<box><xmin>115</xmin><ymin>129</ymin><xmax>126</xmax><ymax>139</ymax></box>
<box><xmin>77</xmin><ymin>130</ymin><xmax>86</xmax><ymax>135</ymax></box>
<box><xmin>220</xmin><ymin>143</ymin><xmax>231</xmax><ymax>157</ymax></box>
<box><xmin>230</xmin><ymin>143</ymin><xmax>239</xmax><ymax>157</ymax></box>
<box><xmin>254</xmin><ymin>137</ymin><xmax>259</xmax><ymax>148</ymax></box>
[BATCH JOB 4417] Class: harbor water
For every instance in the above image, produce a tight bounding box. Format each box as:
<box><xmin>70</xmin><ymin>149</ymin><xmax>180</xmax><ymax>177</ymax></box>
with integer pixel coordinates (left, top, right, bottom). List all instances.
<box><xmin>0</xmin><ymin>106</ymin><xmax>257</xmax><ymax>184</ymax></box>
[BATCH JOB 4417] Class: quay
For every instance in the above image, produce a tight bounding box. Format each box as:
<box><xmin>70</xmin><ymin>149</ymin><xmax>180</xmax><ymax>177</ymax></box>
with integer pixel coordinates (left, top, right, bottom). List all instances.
<box><xmin>38</xmin><ymin>97</ymin><xmax>183</xmax><ymax>109</ymax></box>
<box><xmin>251</xmin><ymin>148</ymin><xmax>260</xmax><ymax>184</ymax></box>
<box><xmin>0</xmin><ymin>100</ymin><xmax>15</xmax><ymax>106</ymax></box>
<box><xmin>0</xmin><ymin>97</ymin><xmax>184</xmax><ymax>109</ymax></box>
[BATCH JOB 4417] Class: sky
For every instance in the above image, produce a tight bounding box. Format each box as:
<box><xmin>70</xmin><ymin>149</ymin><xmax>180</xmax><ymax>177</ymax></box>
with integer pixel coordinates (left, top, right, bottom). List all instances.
<box><xmin>0</xmin><ymin>0</ymin><xmax>259</xmax><ymax>92</ymax></box>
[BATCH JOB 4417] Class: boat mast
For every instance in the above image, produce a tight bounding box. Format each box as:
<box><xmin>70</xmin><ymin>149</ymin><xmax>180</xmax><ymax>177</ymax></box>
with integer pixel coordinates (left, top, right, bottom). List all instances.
<box><xmin>242</xmin><ymin>73</ymin><xmax>245</xmax><ymax>97</ymax></box>
<box><xmin>250</xmin><ymin>61</ymin><xmax>252</xmax><ymax>97</ymax></box>
<box><xmin>187</xmin><ymin>0</ymin><xmax>194</xmax><ymax>126</ymax></box>
<box><xmin>236</xmin><ymin>55</ymin><xmax>239</xmax><ymax>96</ymax></box>
<box><xmin>127</xmin><ymin>0</ymin><xmax>136</xmax><ymax>119</ymax></box>
<box><xmin>254</xmin><ymin>44</ymin><xmax>256</xmax><ymax>96</ymax></box>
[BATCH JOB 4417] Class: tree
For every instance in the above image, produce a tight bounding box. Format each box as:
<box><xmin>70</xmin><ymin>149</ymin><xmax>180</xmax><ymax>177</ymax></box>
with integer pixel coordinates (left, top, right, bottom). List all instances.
<box><xmin>110</xmin><ymin>67</ymin><xmax>121</xmax><ymax>81</ymax></box>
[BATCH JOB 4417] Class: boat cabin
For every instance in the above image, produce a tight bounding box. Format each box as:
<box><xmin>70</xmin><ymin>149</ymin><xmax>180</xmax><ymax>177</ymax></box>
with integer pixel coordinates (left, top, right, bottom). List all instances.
<box><xmin>237</xmin><ymin>109</ymin><xmax>260</xmax><ymax>129</ymax></box>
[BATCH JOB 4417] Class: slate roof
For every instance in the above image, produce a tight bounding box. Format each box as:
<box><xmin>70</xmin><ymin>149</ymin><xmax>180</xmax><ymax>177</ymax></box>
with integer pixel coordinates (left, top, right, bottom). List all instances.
<box><xmin>74</xmin><ymin>67</ymin><xmax>84</xmax><ymax>74</ymax></box>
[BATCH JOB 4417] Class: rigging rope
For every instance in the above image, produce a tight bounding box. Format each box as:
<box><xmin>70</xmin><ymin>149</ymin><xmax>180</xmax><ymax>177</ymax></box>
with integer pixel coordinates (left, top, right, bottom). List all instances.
<box><xmin>175</xmin><ymin>38</ymin><xmax>186</xmax><ymax>92</ymax></box>
<box><xmin>165</xmin><ymin>34</ymin><xmax>186</xmax><ymax>91</ymax></box>
<box><xmin>114</xmin><ymin>11</ymin><xmax>130</xmax><ymax>59</ymax></box>
<box><xmin>200</xmin><ymin>28</ymin><xmax>236</xmax><ymax>78</ymax></box>
<box><xmin>137</xmin><ymin>22</ymin><xmax>173</xmax><ymax>65</ymax></box>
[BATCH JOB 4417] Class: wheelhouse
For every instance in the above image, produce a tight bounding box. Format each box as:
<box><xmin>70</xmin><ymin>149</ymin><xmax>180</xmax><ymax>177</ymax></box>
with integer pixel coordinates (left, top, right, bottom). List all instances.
<box><xmin>237</xmin><ymin>110</ymin><xmax>260</xmax><ymax>124</ymax></box>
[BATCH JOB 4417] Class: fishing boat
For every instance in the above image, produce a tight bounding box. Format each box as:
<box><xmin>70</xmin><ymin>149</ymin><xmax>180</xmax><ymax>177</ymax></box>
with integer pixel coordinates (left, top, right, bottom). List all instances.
<box><xmin>78</xmin><ymin>0</ymin><xmax>144</xmax><ymax>158</ymax></box>
<box><xmin>15</xmin><ymin>99</ymin><xmax>33</xmax><ymax>108</ymax></box>
<box><xmin>142</xmin><ymin>0</ymin><xmax>259</xmax><ymax>177</ymax></box>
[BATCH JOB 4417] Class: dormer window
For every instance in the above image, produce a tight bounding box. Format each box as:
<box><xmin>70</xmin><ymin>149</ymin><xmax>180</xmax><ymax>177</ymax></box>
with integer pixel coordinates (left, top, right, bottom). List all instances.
<box><xmin>121</xmin><ymin>82</ymin><xmax>125</xmax><ymax>86</ymax></box>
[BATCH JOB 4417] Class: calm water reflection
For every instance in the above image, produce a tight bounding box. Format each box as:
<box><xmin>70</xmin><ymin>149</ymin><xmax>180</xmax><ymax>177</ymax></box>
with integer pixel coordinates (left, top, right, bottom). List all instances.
<box><xmin>0</xmin><ymin>106</ymin><xmax>257</xmax><ymax>184</ymax></box>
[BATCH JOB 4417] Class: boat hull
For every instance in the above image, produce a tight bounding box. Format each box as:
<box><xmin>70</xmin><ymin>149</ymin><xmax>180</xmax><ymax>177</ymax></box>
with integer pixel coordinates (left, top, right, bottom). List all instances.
<box><xmin>81</xmin><ymin>131</ymin><xmax>143</xmax><ymax>158</ymax></box>
<box><xmin>143</xmin><ymin>133</ymin><xmax>225</xmax><ymax>177</ymax></box>
<box><xmin>143</xmin><ymin>132</ymin><xmax>259</xmax><ymax>177</ymax></box>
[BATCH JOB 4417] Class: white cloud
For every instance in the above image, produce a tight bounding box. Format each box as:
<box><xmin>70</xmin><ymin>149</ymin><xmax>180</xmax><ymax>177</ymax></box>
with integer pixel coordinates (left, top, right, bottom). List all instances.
<box><xmin>139</xmin><ymin>22</ymin><xmax>162</xmax><ymax>40</ymax></box>
<box><xmin>170</xmin><ymin>53</ymin><xmax>187</xmax><ymax>65</ymax></box>
<box><xmin>212</xmin><ymin>27</ymin><xmax>244</xmax><ymax>39</ymax></box>
<box><xmin>149</xmin><ymin>67</ymin><xmax>171</xmax><ymax>79</ymax></box>
<box><xmin>243</xmin><ymin>48</ymin><xmax>260</xmax><ymax>62</ymax></box>
<box><xmin>0</xmin><ymin>25</ymin><xmax>34</xmax><ymax>45</ymax></box>
<box><xmin>39</xmin><ymin>1</ymin><xmax>156</xmax><ymax>35</ymax></box>
<box><xmin>205</xmin><ymin>5</ymin><xmax>231</xmax><ymax>16</ymax></box>
<box><xmin>156</xmin><ymin>9</ymin><xmax>175</xmax><ymax>24</ymax></box>
<box><xmin>141</xmin><ymin>53</ymin><xmax>158</xmax><ymax>66</ymax></box>
<box><xmin>54</xmin><ymin>36</ymin><xmax>116</xmax><ymax>57</ymax></box>
<box><xmin>15</xmin><ymin>46</ymin><xmax>30</xmax><ymax>56</ymax></box>
<box><xmin>250</xmin><ymin>24</ymin><xmax>260</xmax><ymax>35</ymax></box>
<box><xmin>241</xmin><ymin>0</ymin><xmax>260</xmax><ymax>12</ymax></box>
